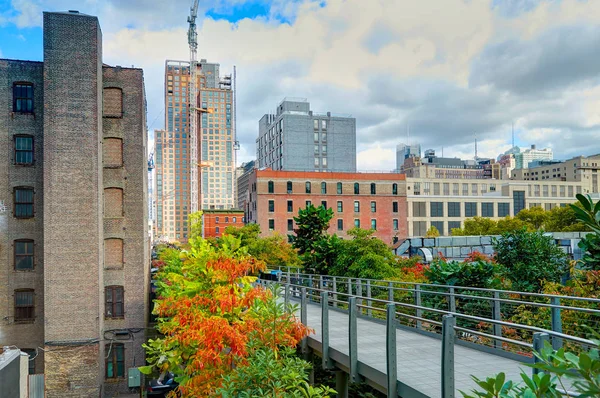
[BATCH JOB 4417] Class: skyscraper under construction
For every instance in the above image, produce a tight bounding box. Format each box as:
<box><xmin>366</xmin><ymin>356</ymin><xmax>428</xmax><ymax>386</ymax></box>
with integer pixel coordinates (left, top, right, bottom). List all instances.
<box><xmin>155</xmin><ymin>59</ymin><xmax>236</xmax><ymax>241</ymax></box>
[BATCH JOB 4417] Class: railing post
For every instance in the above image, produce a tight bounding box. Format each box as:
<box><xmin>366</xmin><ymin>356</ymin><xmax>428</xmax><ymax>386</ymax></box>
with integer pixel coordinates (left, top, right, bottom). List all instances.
<box><xmin>386</xmin><ymin>304</ymin><xmax>397</xmax><ymax>397</ymax></box>
<box><xmin>301</xmin><ymin>287</ymin><xmax>308</xmax><ymax>355</ymax></box>
<box><xmin>366</xmin><ymin>280</ymin><xmax>372</xmax><ymax>318</ymax></box>
<box><xmin>415</xmin><ymin>284</ymin><xmax>422</xmax><ymax>330</ymax></box>
<box><xmin>357</xmin><ymin>279</ymin><xmax>363</xmax><ymax>315</ymax></box>
<box><xmin>284</xmin><ymin>284</ymin><xmax>290</xmax><ymax>308</ymax></box>
<box><xmin>492</xmin><ymin>291</ymin><xmax>502</xmax><ymax>350</ymax></box>
<box><xmin>388</xmin><ymin>281</ymin><xmax>394</xmax><ymax>302</ymax></box>
<box><xmin>551</xmin><ymin>297</ymin><xmax>563</xmax><ymax>350</ymax></box>
<box><xmin>332</xmin><ymin>277</ymin><xmax>338</xmax><ymax>308</ymax></box>
<box><xmin>441</xmin><ymin>315</ymin><xmax>456</xmax><ymax>398</ymax></box>
<box><xmin>335</xmin><ymin>371</ymin><xmax>349</xmax><ymax>398</ymax></box>
<box><xmin>347</xmin><ymin>278</ymin><xmax>352</xmax><ymax>298</ymax></box>
<box><xmin>319</xmin><ymin>274</ymin><xmax>324</xmax><ymax>290</ymax></box>
<box><xmin>532</xmin><ymin>332</ymin><xmax>550</xmax><ymax>375</ymax></box>
<box><xmin>349</xmin><ymin>297</ymin><xmax>360</xmax><ymax>383</ymax></box>
<box><xmin>308</xmin><ymin>275</ymin><xmax>313</xmax><ymax>302</ymax></box>
<box><xmin>321</xmin><ymin>291</ymin><xmax>333</xmax><ymax>370</ymax></box>
<box><xmin>448</xmin><ymin>287</ymin><xmax>456</xmax><ymax>313</ymax></box>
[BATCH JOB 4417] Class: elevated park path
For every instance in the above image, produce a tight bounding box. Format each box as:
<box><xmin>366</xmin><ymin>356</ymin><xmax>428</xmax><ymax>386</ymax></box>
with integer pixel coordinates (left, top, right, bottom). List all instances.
<box><xmin>258</xmin><ymin>270</ymin><xmax>600</xmax><ymax>398</ymax></box>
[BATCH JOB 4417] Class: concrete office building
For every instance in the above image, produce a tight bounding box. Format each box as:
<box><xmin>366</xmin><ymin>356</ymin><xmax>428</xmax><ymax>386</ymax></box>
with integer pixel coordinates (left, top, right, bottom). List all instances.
<box><xmin>400</xmin><ymin>149</ymin><xmax>489</xmax><ymax>179</ymax></box>
<box><xmin>0</xmin><ymin>11</ymin><xmax>149</xmax><ymax>397</ymax></box>
<box><xmin>396</xmin><ymin>143</ymin><xmax>421</xmax><ymax>170</ymax></box>
<box><xmin>246</xmin><ymin>170</ymin><xmax>407</xmax><ymax>244</ymax></box>
<box><xmin>515</xmin><ymin>145</ymin><xmax>553</xmax><ymax>169</ymax></box>
<box><xmin>256</xmin><ymin>98</ymin><xmax>356</xmax><ymax>172</ymax></box>
<box><xmin>156</xmin><ymin>59</ymin><xmax>235</xmax><ymax>241</ymax></box>
<box><xmin>405</xmin><ymin>177</ymin><xmax>596</xmax><ymax>236</ymax></box>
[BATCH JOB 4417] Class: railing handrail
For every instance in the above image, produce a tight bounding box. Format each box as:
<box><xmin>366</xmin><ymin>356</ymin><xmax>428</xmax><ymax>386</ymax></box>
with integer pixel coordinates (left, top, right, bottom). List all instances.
<box><xmin>277</xmin><ymin>269</ymin><xmax>600</xmax><ymax>304</ymax></box>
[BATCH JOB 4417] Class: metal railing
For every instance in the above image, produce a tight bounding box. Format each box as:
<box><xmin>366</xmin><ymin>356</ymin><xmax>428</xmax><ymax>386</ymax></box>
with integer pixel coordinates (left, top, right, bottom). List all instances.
<box><xmin>257</xmin><ymin>274</ymin><xmax>598</xmax><ymax>397</ymax></box>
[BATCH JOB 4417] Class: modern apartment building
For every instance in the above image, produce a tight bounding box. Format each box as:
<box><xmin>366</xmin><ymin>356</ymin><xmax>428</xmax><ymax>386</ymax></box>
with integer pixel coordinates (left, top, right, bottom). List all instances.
<box><xmin>0</xmin><ymin>11</ymin><xmax>149</xmax><ymax>397</ymax></box>
<box><xmin>256</xmin><ymin>98</ymin><xmax>356</xmax><ymax>172</ymax></box>
<box><xmin>156</xmin><ymin>59</ymin><xmax>236</xmax><ymax>241</ymax></box>
<box><xmin>514</xmin><ymin>145</ymin><xmax>553</xmax><ymax>169</ymax></box>
<box><xmin>396</xmin><ymin>143</ymin><xmax>421</xmax><ymax>170</ymax></box>
<box><xmin>246</xmin><ymin>170</ymin><xmax>407</xmax><ymax>244</ymax></box>
<box><xmin>405</xmin><ymin>177</ymin><xmax>596</xmax><ymax>236</ymax></box>
<box><xmin>511</xmin><ymin>154</ymin><xmax>600</xmax><ymax>193</ymax></box>
<box><xmin>236</xmin><ymin>160</ymin><xmax>255</xmax><ymax>210</ymax></box>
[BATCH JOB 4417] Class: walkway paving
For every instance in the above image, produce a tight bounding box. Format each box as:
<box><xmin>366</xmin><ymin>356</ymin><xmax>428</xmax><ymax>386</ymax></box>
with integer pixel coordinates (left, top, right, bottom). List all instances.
<box><xmin>303</xmin><ymin>301</ymin><xmax>528</xmax><ymax>398</ymax></box>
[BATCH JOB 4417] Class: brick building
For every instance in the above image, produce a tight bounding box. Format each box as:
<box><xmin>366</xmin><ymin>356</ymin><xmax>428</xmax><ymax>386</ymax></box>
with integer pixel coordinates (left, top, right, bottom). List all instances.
<box><xmin>246</xmin><ymin>170</ymin><xmax>408</xmax><ymax>245</ymax></box>
<box><xmin>0</xmin><ymin>11</ymin><xmax>149</xmax><ymax>397</ymax></box>
<box><xmin>202</xmin><ymin>210</ymin><xmax>245</xmax><ymax>238</ymax></box>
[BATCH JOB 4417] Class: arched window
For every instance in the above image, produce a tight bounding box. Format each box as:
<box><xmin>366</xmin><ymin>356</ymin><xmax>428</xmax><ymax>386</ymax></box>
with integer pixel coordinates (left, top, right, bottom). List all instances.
<box><xmin>354</xmin><ymin>183</ymin><xmax>360</xmax><ymax>195</ymax></box>
<box><xmin>305</xmin><ymin>181</ymin><xmax>311</xmax><ymax>194</ymax></box>
<box><xmin>286</xmin><ymin>181</ymin><xmax>293</xmax><ymax>193</ymax></box>
<box><xmin>337</xmin><ymin>182</ymin><xmax>342</xmax><ymax>194</ymax></box>
<box><xmin>104</xmin><ymin>238</ymin><xmax>124</xmax><ymax>268</ymax></box>
<box><xmin>268</xmin><ymin>180</ymin><xmax>274</xmax><ymax>193</ymax></box>
<box><xmin>370</xmin><ymin>183</ymin><xmax>376</xmax><ymax>195</ymax></box>
<box><xmin>392</xmin><ymin>183</ymin><xmax>398</xmax><ymax>195</ymax></box>
<box><xmin>103</xmin><ymin>138</ymin><xmax>123</xmax><ymax>168</ymax></box>
<box><xmin>321</xmin><ymin>182</ymin><xmax>327</xmax><ymax>194</ymax></box>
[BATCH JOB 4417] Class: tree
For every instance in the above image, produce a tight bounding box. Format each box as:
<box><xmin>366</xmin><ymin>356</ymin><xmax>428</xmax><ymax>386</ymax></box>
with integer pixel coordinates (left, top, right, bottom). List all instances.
<box><xmin>571</xmin><ymin>194</ymin><xmax>600</xmax><ymax>270</ymax></box>
<box><xmin>545</xmin><ymin>205</ymin><xmax>588</xmax><ymax>232</ymax></box>
<box><xmin>516</xmin><ymin>206</ymin><xmax>548</xmax><ymax>230</ymax></box>
<box><xmin>188</xmin><ymin>211</ymin><xmax>203</xmax><ymax>240</ymax></box>
<box><xmin>452</xmin><ymin>217</ymin><xmax>498</xmax><ymax>236</ymax></box>
<box><xmin>140</xmin><ymin>235</ymin><xmax>316</xmax><ymax>396</ymax></box>
<box><xmin>425</xmin><ymin>225</ymin><xmax>440</xmax><ymax>237</ymax></box>
<box><xmin>495</xmin><ymin>216</ymin><xmax>532</xmax><ymax>233</ymax></box>
<box><xmin>290</xmin><ymin>204</ymin><xmax>334</xmax><ymax>273</ymax></box>
<box><xmin>493</xmin><ymin>228</ymin><xmax>569</xmax><ymax>292</ymax></box>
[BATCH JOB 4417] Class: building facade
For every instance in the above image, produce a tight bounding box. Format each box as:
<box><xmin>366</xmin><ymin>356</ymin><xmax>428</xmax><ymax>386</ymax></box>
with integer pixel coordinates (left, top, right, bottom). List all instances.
<box><xmin>256</xmin><ymin>98</ymin><xmax>356</xmax><ymax>172</ymax></box>
<box><xmin>405</xmin><ymin>177</ymin><xmax>595</xmax><ymax>236</ymax></box>
<box><xmin>514</xmin><ymin>145</ymin><xmax>553</xmax><ymax>169</ymax></box>
<box><xmin>396</xmin><ymin>143</ymin><xmax>421</xmax><ymax>171</ymax></box>
<box><xmin>236</xmin><ymin>160</ymin><xmax>255</xmax><ymax>210</ymax></box>
<box><xmin>0</xmin><ymin>11</ymin><xmax>149</xmax><ymax>397</ymax></box>
<box><xmin>400</xmin><ymin>150</ymin><xmax>488</xmax><ymax>179</ymax></box>
<box><xmin>246</xmin><ymin>170</ymin><xmax>408</xmax><ymax>245</ymax></box>
<box><xmin>202</xmin><ymin>210</ymin><xmax>245</xmax><ymax>238</ymax></box>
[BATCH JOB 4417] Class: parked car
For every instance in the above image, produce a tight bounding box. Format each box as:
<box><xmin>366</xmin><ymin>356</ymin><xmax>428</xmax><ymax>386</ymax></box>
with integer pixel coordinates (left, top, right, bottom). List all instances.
<box><xmin>146</xmin><ymin>372</ymin><xmax>179</xmax><ymax>397</ymax></box>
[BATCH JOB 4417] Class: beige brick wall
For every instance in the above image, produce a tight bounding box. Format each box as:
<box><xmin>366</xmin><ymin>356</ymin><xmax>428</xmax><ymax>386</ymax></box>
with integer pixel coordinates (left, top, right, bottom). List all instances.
<box><xmin>104</xmin><ymin>188</ymin><xmax>123</xmax><ymax>218</ymax></box>
<box><xmin>102</xmin><ymin>87</ymin><xmax>122</xmax><ymax>118</ymax></box>
<box><xmin>103</xmin><ymin>138</ymin><xmax>123</xmax><ymax>168</ymax></box>
<box><xmin>103</xmin><ymin>238</ymin><xmax>123</xmax><ymax>269</ymax></box>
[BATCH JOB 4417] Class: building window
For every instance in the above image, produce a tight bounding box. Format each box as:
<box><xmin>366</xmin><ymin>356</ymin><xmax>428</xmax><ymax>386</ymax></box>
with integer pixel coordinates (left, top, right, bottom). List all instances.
<box><xmin>393</xmin><ymin>219</ymin><xmax>399</xmax><ymax>231</ymax></box>
<box><xmin>465</xmin><ymin>202</ymin><xmax>477</xmax><ymax>217</ymax></box>
<box><xmin>287</xmin><ymin>219</ymin><xmax>293</xmax><ymax>231</ymax></box>
<box><xmin>104</xmin><ymin>238</ymin><xmax>123</xmax><ymax>269</ymax></box>
<box><xmin>448</xmin><ymin>202</ymin><xmax>461</xmax><ymax>217</ymax></box>
<box><xmin>13</xmin><ymin>83</ymin><xmax>34</xmax><ymax>113</ymax></box>
<box><xmin>513</xmin><ymin>190</ymin><xmax>525</xmax><ymax>215</ymax></box>
<box><xmin>321</xmin><ymin>200</ymin><xmax>327</xmax><ymax>209</ymax></box>
<box><xmin>14</xmin><ymin>135</ymin><xmax>34</xmax><ymax>165</ymax></box>
<box><xmin>430</xmin><ymin>202</ymin><xmax>443</xmax><ymax>217</ymax></box>
<box><xmin>448</xmin><ymin>221</ymin><xmax>461</xmax><ymax>233</ymax></box>
<box><xmin>370</xmin><ymin>201</ymin><xmax>376</xmax><ymax>212</ymax></box>
<box><xmin>103</xmin><ymin>138</ymin><xmax>123</xmax><ymax>168</ymax></box>
<box><xmin>392</xmin><ymin>202</ymin><xmax>399</xmax><ymax>213</ymax></box>
<box><xmin>354</xmin><ymin>201</ymin><xmax>360</xmax><ymax>212</ymax></box>
<box><xmin>14</xmin><ymin>289</ymin><xmax>34</xmax><ymax>322</ymax></box>
<box><xmin>321</xmin><ymin>182</ymin><xmax>327</xmax><ymax>194</ymax></box>
<box><xmin>337</xmin><ymin>219</ymin><xmax>343</xmax><ymax>231</ymax></box>
<box><xmin>413</xmin><ymin>202</ymin><xmax>426</xmax><ymax>217</ymax></box>
<box><xmin>106</xmin><ymin>343</ymin><xmax>125</xmax><ymax>379</ymax></box>
<box><xmin>305</xmin><ymin>181</ymin><xmax>311</xmax><ymax>194</ymax></box>
<box><xmin>482</xmin><ymin>203</ymin><xmax>494</xmax><ymax>217</ymax></box>
<box><xmin>22</xmin><ymin>349</ymin><xmax>36</xmax><ymax>374</ymax></box>
<box><xmin>104</xmin><ymin>188</ymin><xmax>123</xmax><ymax>218</ymax></box>
<box><xmin>337</xmin><ymin>182</ymin><xmax>342</xmax><ymax>194</ymax></box>
<box><xmin>431</xmin><ymin>221</ymin><xmax>444</xmax><ymax>236</ymax></box>
<box><xmin>14</xmin><ymin>187</ymin><xmax>34</xmax><ymax>218</ymax></box>
<box><xmin>216</xmin><ymin>217</ymin><xmax>220</xmax><ymax>224</ymax></box>
<box><xmin>268</xmin><ymin>200</ymin><xmax>275</xmax><ymax>212</ymax></box>
<box><xmin>233</xmin><ymin>217</ymin><xmax>237</xmax><ymax>223</ymax></box>
<box><xmin>314</xmin><ymin>158</ymin><xmax>319</xmax><ymax>167</ymax></box>
<box><xmin>413</xmin><ymin>221</ymin><xmax>427</xmax><ymax>236</ymax></box>
<box><xmin>268</xmin><ymin>219</ymin><xmax>275</xmax><ymax>230</ymax></box>
<box><xmin>105</xmin><ymin>286</ymin><xmax>124</xmax><ymax>318</ymax></box>
<box><xmin>287</xmin><ymin>181</ymin><xmax>293</xmax><ymax>193</ymax></box>
<box><xmin>371</xmin><ymin>219</ymin><xmax>377</xmax><ymax>230</ymax></box>
<box><xmin>354</xmin><ymin>219</ymin><xmax>360</xmax><ymax>228</ymax></box>
<box><xmin>392</xmin><ymin>183</ymin><xmax>398</xmax><ymax>195</ymax></box>
<box><xmin>370</xmin><ymin>183</ymin><xmax>376</xmax><ymax>195</ymax></box>
<box><xmin>225</xmin><ymin>217</ymin><xmax>229</xmax><ymax>223</ymax></box>
<box><xmin>354</xmin><ymin>183</ymin><xmax>360</xmax><ymax>195</ymax></box>
<box><xmin>14</xmin><ymin>239</ymin><xmax>34</xmax><ymax>271</ymax></box>
<box><xmin>287</xmin><ymin>200</ymin><xmax>293</xmax><ymax>212</ymax></box>
<box><xmin>216</xmin><ymin>226</ymin><xmax>220</xmax><ymax>234</ymax></box>
<box><xmin>337</xmin><ymin>201</ymin><xmax>343</xmax><ymax>212</ymax></box>
<box><xmin>268</xmin><ymin>181</ymin><xmax>274</xmax><ymax>193</ymax></box>
<box><xmin>103</xmin><ymin>87</ymin><xmax>123</xmax><ymax>118</ymax></box>
<box><xmin>306</xmin><ymin>200</ymin><xmax>311</xmax><ymax>207</ymax></box>
<box><xmin>498</xmin><ymin>203</ymin><xmax>510</xmax><ymax>217</ymax></box>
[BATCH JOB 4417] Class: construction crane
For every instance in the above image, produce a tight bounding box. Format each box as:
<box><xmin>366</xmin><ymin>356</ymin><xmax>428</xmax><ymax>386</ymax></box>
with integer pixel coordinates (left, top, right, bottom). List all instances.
<box><xmin>187</xmin><ymin>0</ymin><xmax>199</xmax><ymax>213</ymax></box>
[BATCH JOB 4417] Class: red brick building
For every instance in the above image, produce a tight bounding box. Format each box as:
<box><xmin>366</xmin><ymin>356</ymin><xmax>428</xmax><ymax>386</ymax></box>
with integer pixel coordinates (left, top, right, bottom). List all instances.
<box><xmin>246</xmin><ymin>170</ymin><xmax>408</xmax><ymax>244</ymax></box>
<box><xmin>202</xmin><ymin>209</ymin><xmax>245</xmax><ymax>238</ymax></box>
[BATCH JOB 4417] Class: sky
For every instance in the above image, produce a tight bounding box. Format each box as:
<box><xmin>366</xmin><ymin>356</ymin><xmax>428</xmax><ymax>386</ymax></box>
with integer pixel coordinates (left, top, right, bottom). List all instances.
<box><xmin>1</xmin><ymin>0</ymin><xmax>600</xmax><ymax>170</ymax></box>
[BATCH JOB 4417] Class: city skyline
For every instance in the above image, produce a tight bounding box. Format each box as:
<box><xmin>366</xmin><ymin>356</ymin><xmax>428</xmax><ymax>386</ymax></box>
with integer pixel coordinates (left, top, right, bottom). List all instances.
<box><xmin>2</xmin><ymin>0</ymin><xmax>600</xmax><ymax>170</ymax></box>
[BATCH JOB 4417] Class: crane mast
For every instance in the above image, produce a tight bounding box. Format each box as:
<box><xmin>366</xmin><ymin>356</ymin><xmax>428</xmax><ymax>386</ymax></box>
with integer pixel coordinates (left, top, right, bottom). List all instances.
<box><xmin>187</xmin><ymin>0</ymin><xmax>199</xmax><ymax>213</ymax></box>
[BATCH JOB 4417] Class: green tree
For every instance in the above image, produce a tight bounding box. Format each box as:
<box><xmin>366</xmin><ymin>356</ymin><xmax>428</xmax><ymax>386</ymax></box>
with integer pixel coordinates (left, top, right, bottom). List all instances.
<box><xmin>425</xmin><ymin>225</ymin><xmax>440</xmax><ymax>237</ymax></box>
<box><xmin>495</xmin><ymin>216</ymin><xmax>532</xmax><ymax>233</ymax></box>
<box><xmin>290</xmin><ymin>204</ymin><xmax>334</xmax><ymax>273</ymax></box>
<box><xmin>545</xmin><ymin>205</ymin><xmax>588</xmax><ymax>232</ymax></box>
<box><xmin>571</xmin><ymin>194</ymin><xmax>600</xmax><ymax>270</ymax></box>
<box><xmin>516</xmin><ymin>206</ymin><xmax>548</xmax><ymax>229</ymax></box>
<box><xmin>493</xmin><ymin>228</ymin><xmax>569</xmax><ymax>292</ymax></box>
<box><xmin>452</xmin><ymin>216</ymin><xmax>499</xmax><ymax>236</ymax></box>
<box><xmin>187</xmin><ymin>211</ymin><xmax>203</xmax><ymax>240</ymax></box>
